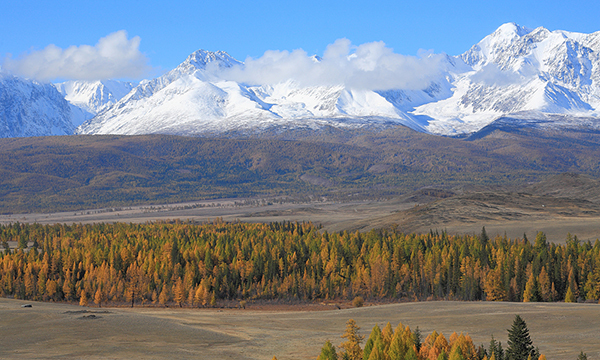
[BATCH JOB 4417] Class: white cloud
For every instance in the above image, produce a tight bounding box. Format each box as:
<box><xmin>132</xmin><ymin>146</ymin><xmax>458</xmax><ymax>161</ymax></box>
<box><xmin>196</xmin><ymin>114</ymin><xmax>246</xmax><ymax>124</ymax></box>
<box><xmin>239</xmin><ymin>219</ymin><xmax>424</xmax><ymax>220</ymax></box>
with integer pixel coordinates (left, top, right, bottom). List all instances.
<box><xmin>3</xmin><ymin>31</ymin><xmax>150</xmax><ymax>81</ymax></box>
<box><xmin>213</xmin><ymin>39</ymin><xmax>448</xmax><ymax>91</ymax></box>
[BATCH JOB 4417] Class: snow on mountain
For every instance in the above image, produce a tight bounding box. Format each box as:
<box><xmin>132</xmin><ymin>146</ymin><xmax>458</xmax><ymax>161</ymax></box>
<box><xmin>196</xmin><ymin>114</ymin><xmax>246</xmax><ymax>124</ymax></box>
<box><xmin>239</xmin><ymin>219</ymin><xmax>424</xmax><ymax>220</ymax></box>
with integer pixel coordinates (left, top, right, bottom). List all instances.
<box><xmin>415</xmin><ymin>23</ymin><xmax>600</xmax><ymax>135</ymax></box>
<box><xmin>54</xmin><ymin>80</ymin><xmax>134</xmax><ymax>126</ymax></box>
<box><xmin>76</xmin><ymin>49</ymin><xmax>452</xmax><ymax>135</ymax></box>
<box><xmin>0</xmin><ymin>73</ymin><xmax>74</xmax><ymax>138</ymax></box>
<box><xmin>0</xmin><ymin>23</ymin><xmax>579</xmax><ymax>138</ymax></box>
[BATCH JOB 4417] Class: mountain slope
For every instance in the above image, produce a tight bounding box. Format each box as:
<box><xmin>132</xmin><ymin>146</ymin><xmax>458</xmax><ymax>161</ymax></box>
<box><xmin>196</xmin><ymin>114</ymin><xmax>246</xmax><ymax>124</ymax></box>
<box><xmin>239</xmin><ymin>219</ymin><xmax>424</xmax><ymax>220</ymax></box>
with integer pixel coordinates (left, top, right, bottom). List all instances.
<box><xmin>0</xmin><ymin>73</ymin><xmax>74</xmax><ymax>137</ymax></box>
<box><xmin>4</xmin><ymin>125</ymin><xmax>600</xmax><ymax>213</ymax></box>
<box><xmin>79</xmin><ymin>23</ymin><xmax>600</xmax><ymax>137</ymax></box>
<box><xmin>75</xmin><ymin>49</ymin><xmax>454</xmax><ymax>135</ymax></box>
<box><xmin>416</xmin><ymin>23</ymin><xmax>600</xmax><ymax>134</ymax></box>
<box><xmin>54</xmin><ymin>80</ymin><xmax>134</xmax><ymax>126</ymax></box>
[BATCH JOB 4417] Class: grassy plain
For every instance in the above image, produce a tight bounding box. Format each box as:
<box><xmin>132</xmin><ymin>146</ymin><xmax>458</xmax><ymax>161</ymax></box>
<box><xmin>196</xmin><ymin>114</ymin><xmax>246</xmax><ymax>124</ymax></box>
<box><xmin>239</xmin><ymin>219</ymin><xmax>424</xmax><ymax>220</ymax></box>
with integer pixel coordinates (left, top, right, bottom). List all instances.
<box><xmin>1</xmin><ymin>298</ymin><xmax>598</xmax><ymax>360</ymax></box>
<box><xmin>4</xmin><ymin>173</ymin><xmax>600</xmax><ymax>242</ymax></box>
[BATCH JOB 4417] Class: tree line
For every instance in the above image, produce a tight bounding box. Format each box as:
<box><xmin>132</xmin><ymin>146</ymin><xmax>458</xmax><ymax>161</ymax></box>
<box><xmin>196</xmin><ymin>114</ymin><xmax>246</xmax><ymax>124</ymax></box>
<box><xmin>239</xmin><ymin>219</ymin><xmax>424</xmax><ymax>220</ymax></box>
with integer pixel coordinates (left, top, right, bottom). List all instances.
<box><xmin>1</xmin><ymin>221</ymin><xmax>600</xmax><ymax>306</ymax></box>
<box><xmin>312</xmin><ymin>314</ymin><xmax>549</xmax><ymax>360</ymax></box>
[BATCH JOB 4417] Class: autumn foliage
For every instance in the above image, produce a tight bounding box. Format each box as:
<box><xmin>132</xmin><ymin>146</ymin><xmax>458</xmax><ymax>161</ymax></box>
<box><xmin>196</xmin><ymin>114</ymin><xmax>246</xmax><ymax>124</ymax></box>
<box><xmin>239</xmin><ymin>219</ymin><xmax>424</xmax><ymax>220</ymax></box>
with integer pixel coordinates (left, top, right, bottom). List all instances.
<box><xmin>1</xmin><ymin>221</ymin><xmax>600</xmax><ymax>305</ymax></box>
<box><xmin>317</xmin><ymin>317</ymin><xmax>548</xmax><ymax>360</ymax></box>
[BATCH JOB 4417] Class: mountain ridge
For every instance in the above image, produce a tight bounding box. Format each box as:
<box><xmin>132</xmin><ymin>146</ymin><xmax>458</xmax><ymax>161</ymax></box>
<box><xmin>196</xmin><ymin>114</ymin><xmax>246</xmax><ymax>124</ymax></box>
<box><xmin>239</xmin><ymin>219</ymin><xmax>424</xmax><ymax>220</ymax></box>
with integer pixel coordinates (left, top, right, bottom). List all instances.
<box><xmin>0</xmin><ymin>72</ymin><xmax>74</xmax><ymax>138</ymax></box>
<box><xmin>76</xmin><ymin>23</ymin><xmax>600</xmax><ymax>137</ymax></box>
<box><xmin>2</xmin><ymin>23</ymin><xmax>600</xmax><ymax>138</ymax></box>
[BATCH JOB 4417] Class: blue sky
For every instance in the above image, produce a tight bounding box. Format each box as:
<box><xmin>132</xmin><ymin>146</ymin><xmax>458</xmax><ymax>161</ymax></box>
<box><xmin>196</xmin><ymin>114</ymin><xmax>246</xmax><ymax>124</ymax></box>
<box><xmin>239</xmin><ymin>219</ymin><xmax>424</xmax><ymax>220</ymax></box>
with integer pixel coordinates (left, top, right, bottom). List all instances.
<box><xmin>1</xmin><ymin>0</ymin><xmax>599</xmax><ymax>80</ymax></box>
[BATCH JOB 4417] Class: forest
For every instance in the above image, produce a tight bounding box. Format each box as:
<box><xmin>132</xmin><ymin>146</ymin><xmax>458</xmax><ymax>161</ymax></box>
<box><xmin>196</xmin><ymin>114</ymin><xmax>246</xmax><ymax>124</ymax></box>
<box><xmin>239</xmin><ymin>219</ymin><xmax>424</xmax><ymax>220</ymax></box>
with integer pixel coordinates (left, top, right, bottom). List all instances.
<box><xmin>1</xmin><ymin>221</ymin><xmax>599</xmax><ymax>306</ymax></box>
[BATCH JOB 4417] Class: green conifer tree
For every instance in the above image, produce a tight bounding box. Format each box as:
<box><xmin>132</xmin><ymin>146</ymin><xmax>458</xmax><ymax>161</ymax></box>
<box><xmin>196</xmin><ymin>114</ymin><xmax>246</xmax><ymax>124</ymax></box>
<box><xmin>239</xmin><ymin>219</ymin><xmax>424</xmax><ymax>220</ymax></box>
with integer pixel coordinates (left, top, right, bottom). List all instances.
<box><xmin>489</xmin><ymin>335</ymin><xmax>504</xmax><ymax>360</ymax></box>
<box><xmin>449</xmin><ymin>345</ymin><xmax>465</xmax><ymax>360</ymax></box>
<box><xmin>363</xmin><ymin>324</ymin><xmax>382</xmax><ymax>360</ymax></box>
<box><xmin>506</xmin><ymin>315</ymin><xmax>534</xmax><ymax>360</ymax></box>
<box><xmin>565</xmin><ymin>286</ymin><xmax>576</xmax><ymax>303</ymax></box>
<box><xmin>413</xmin><ymin>326</ymin><xmax>422</xmax><ymax>352</ymax></box>
<box><xmin>318</xmin><ymin>340</ymin><xmax>338</xmax><ymax>360</ymax></box>
<box><xmin>404</xmin><ymin>347</ymin><xmax>418</xmax><ymax>360</ymax></box>
<box><xmin>388</xmin><ymin>330</ymin><xmax>408</xmax><ymax>360</ymax></box>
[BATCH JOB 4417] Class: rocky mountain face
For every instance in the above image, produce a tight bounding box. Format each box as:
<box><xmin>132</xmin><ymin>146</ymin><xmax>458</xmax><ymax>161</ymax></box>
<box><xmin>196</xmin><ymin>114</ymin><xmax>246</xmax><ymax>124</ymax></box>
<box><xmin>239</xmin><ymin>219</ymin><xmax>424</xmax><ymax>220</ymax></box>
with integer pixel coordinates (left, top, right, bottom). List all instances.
<box><xmin>76</xmin><ymin>24</ymin><xmax>600</xmax><ymax>137</ymax></box>
<box><xmin>54</xmin><ymin>80</ymin><xmax>134</xmax><ymax>126</ymax></box>
<box><xmin>75</xmin><ymin>48</ymin><xmax>454</xmax><ymax>136</ymax></box>
<box><xmin>0</xmin><ymin>73</ymin><xmax>74</xmax><ymax>138</ymax></box>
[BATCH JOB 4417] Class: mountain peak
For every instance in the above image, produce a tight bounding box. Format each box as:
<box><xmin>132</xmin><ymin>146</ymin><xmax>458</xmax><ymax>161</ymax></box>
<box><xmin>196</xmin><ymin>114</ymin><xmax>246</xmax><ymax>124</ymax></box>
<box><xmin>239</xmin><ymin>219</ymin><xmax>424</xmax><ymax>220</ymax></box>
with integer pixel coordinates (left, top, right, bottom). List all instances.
<box><xmin>178</xmin><ymin>49</ymin><xmax>242</xmax><ymax>72</ymax></box>
<box><xmin>493</xmin><ymin>23</ymin><xmax>532</xmax><ymax>39</ymax></box>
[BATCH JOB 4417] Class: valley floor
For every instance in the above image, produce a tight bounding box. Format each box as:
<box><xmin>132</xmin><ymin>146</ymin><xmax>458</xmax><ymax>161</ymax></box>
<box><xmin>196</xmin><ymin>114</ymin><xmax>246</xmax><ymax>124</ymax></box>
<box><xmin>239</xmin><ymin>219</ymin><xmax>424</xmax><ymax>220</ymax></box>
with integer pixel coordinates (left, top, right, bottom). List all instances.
<box><xmin>3</xmin><ymin>190</ymin><xmax>600</xmax><ymax>243</ymax></box>
<box><xmin>1</xmin><ymin>298</ymin><xmax>597</xmax><ymax>360</ymax></box>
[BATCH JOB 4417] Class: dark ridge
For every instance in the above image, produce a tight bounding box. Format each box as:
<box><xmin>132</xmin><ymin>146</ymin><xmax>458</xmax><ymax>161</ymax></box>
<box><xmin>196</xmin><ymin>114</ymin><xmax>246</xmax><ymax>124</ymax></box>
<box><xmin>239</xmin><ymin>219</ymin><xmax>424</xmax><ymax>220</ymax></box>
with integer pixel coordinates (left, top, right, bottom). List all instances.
<box><xmin>1</xmin><ymin>126</ymin><xmax>600</xmax><ymax>214</ymax></box>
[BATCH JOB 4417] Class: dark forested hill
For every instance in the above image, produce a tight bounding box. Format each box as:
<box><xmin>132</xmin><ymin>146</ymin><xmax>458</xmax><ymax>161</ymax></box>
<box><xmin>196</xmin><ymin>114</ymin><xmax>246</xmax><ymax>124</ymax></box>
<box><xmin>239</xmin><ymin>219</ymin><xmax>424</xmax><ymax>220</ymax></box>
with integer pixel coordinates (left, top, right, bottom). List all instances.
<box><xmin>1</xmin><ymin>125</ymin><xmax>600</xmax><ymax>213</ymax></box>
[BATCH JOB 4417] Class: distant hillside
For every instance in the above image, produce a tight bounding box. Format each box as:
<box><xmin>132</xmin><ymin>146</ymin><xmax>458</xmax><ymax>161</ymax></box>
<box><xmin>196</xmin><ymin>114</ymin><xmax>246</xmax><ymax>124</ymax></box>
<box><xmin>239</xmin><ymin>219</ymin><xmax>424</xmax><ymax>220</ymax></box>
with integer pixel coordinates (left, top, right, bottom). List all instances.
<box><xmin>1</xmin><ymin>125</ymin><xmax>600</xmax><ymax>214</ymax></box>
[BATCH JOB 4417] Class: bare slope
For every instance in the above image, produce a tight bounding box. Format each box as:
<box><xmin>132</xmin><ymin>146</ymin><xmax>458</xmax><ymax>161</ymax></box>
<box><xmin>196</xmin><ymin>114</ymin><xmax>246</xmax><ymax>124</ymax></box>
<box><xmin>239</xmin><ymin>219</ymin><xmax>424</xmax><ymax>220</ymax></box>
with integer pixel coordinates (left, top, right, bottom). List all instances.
<box><xmin>379</xmin><ymin>173</ymin><xmax>600</xmax><ymax>241</ymax></box>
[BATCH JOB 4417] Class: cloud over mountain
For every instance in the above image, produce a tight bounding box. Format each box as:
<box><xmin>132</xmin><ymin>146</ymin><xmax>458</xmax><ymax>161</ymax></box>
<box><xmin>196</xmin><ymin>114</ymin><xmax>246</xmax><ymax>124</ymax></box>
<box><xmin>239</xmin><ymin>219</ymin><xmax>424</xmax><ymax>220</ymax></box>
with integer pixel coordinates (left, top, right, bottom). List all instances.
<box><xmin>2</xmin><ymin>31</ymin><xmax>150</xmax><ymax>81</ymax></box>
<box><xmin>212</xmin><ymin>39</ymin><xmax>448</xmax><ymax>91</ymax></box>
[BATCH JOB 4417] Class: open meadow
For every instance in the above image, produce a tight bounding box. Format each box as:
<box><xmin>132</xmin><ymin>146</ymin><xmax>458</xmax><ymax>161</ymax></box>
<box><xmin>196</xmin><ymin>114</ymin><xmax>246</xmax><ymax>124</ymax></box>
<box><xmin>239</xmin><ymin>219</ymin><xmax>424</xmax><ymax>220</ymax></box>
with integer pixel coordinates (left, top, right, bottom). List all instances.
<box><xmin>0</xmin><ymin>298</ymin><xmax>598</xmax><ymax>360</ymax></box>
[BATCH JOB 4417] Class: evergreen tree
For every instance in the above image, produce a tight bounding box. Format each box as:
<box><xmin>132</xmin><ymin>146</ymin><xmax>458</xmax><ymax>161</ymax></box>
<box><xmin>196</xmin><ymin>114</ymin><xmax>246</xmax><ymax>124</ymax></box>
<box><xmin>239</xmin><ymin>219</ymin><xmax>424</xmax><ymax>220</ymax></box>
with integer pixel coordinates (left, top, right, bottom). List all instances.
<box><xmin>381</xmin><ymin>322</ymin><xmax>394</xmax><ymax>351</ymax></box>
<box><xmin>497</xmin><ymin>342</ymin><xmax>505</xmax><ymax>360</ymax></box>
<box><xmin>413</xmin><ymin>326</ymin><xmax>422</xmax><ymax>352</ymax></box>
<box><xmin>438</xmin><ymin>349</ymin><xmax>448</xmax><ymax>360</ymax></box>
<box><xmin>340</xmin><ymin>319</ymin><xmax>364</xmax><ymax>360</ymax></box>
<box><xmin>367</xmin><ymin>340</ymin><xmax>385</xmax><ymax>360</ymax></box>
<box><xmin>480</xmin><ymin>227</ymin><xmax>489</xmax><ymax>245</ymax></box>
<box><xmin>405</xmin><ymin>347</ymin><xmax>418</xmax><ymax>360</ymax></box>
<box><xmin>388</xmin><ymin>329</ymin><xmax>409</xmax><ymax>360</ymax></box>
<box><xmin>488</xmin><ymin>335</ymin><xmax>504</xmax><ymax>360</ymax></box>
<box><xmin>363</xmin><ymin>324</ymin><xmax>382</xmax><ymax>360</ymax></box>
<box><xmin>506</xmin><ymin>315</ymin><xmax>534</xmax><ymax>360</ymax></box>
<box><xmin>318</xmin><ymin>340</ymin><xmax>338</xmax><ymax>360</ymax></box>
<box><xmin>449</xmin><ymin>344</ymin><xmax>465</xmax><ymax>360</ymax></box>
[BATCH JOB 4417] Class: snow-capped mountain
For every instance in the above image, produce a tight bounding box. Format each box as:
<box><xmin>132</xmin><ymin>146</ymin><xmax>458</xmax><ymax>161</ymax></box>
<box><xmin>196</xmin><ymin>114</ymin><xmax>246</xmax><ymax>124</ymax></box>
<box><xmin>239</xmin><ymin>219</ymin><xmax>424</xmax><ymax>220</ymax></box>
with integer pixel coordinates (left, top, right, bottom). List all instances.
<box><xmin>5</xmin><ymin>23</ymin><xmax>600</xmax><ymax>139</ymax></box>
<box><xmin>76</xmin><ymin>49</ymin><xmax>453</xmax><ymax>135</ymax></box>
<box><xmin>0</xmin><ymin>72</ymin><xmax>74</xmax><ymax>138</ymax></box>
<box><xmin>415</xmin><ymin>23</ymin><xmax>600</xmax><ymax>134</ymax></box>
<box><xmin>54</xmin><ymin>80</ymin><xmax>134</xmax><ymax>126</ymax></box>
<box><xmin>76</xmin><ymin>24</ymin><xmax>600</xmax><ymax>137</ymax></box>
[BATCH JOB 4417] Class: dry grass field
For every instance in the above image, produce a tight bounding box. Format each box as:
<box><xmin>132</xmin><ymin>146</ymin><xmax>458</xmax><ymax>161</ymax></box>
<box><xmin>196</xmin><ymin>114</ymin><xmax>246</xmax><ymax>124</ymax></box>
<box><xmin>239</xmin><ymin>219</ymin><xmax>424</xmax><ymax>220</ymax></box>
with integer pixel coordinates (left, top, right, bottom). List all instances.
<box><xmin>0</xmin><ymin>298</ymin><xmax>598</xmax><ymax>360</ymax></box>
<box><xmin>4</xmin><ymin>173</ymin><xmax>600</xmax><ymax>243</ymax></box>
